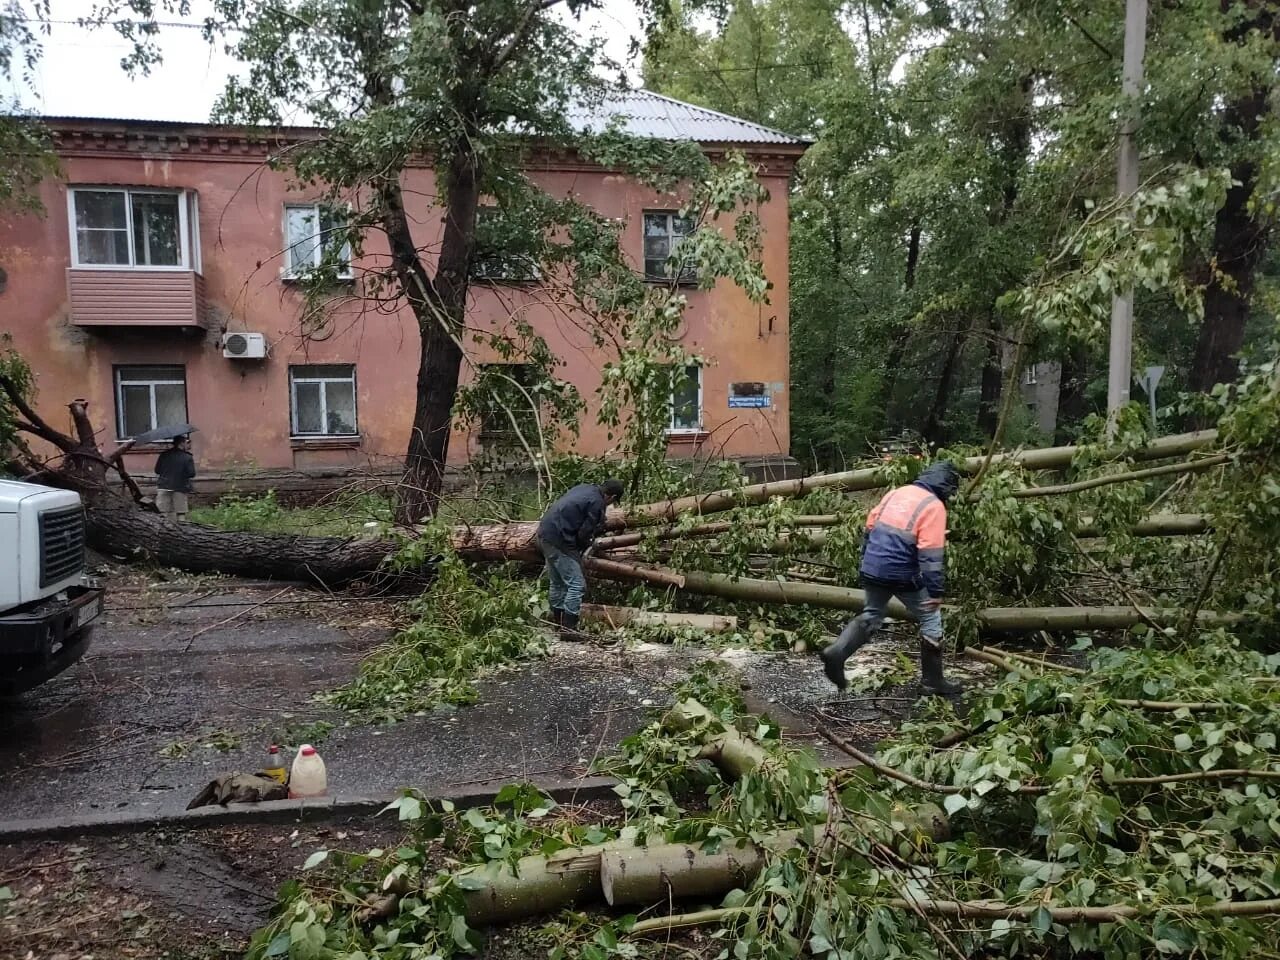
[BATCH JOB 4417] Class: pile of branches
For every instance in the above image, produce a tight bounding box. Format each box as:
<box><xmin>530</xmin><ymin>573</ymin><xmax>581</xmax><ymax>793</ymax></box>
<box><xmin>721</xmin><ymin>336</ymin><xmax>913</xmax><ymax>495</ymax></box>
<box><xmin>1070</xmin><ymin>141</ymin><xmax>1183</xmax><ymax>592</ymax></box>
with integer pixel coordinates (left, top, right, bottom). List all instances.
<box><xmin>247</xmin><ymin>644</ymin><xmax>1280</xmax><ymax>959</ymax></box>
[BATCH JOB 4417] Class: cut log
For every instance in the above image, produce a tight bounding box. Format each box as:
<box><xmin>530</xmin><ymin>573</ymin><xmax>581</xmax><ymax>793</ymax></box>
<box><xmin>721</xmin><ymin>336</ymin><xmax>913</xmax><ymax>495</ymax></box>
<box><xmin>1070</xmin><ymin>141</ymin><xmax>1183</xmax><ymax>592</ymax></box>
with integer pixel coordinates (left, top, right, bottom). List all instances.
<box><xmin>625</xmin><ymin>430</ymin><xmax>1219</xmax><ymax>525</ymax></box>
<box><xmin>600</xmin><ymin>811</ymin><xmax>950</xmax><ymax>909</ymax></box>
<box><xmin>600</xmin><ymin>837</ymin><xmax>776</xmax><ymax>907</ymax></box>
<box><xmin>664</xmin><ymin>698</ymin><xmax>768</xmax><ymax>779</ymax></box>
<box><xmin>579</xmin><ymin>604</ymin><xmax>738</xmax><ymax>633</ymax></box>
<box><xmin>457</xmin><ymin>838</ymin><xmax>642</xmax><ymax>924</ymax></box>
<box><xmin>459</xmin><ymin>851</ymin><xmax>601</xmax><ymax>925</ymax></box>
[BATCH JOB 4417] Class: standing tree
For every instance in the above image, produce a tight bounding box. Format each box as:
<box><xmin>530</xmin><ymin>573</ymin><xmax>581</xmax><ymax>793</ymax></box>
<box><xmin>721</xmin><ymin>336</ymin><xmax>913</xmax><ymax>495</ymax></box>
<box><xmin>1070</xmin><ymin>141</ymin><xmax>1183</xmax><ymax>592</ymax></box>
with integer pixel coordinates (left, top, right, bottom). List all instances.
<box><xmin>203</xmin><ymin>0</ymin><xmax>726</xmax><ymax>521</ymax></box>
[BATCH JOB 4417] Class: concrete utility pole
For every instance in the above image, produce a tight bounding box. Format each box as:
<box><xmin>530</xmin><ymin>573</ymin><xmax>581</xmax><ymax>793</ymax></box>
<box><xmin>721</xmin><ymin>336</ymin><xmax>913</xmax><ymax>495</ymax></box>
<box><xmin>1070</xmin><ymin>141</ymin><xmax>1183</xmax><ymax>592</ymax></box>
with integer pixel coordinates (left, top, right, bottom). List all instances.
<box><xmin>1106</xmin><ymin>0</ymin><xmax>1149</xmax><ymax>431</ymax></box>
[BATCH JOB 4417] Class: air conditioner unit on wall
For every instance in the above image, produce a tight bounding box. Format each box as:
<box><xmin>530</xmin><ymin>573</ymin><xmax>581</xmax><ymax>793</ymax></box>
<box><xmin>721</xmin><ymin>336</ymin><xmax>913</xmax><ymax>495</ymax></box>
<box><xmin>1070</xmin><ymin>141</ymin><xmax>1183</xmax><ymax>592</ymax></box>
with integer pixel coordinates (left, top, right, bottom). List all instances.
<box><xmin>222</xmin><ymin>332</ymin><xmax>267</xmax><ymax>359</ymax></box>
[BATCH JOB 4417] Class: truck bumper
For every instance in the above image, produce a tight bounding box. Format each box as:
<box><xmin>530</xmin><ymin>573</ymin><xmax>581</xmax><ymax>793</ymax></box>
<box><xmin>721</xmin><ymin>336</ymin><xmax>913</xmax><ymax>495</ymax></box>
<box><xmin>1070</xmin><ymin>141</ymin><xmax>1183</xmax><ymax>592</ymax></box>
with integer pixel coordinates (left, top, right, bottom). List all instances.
<box><xmin>0</xmin><ymin>584</ymin><xmax>103</xmax><ymax>695</ymax></box>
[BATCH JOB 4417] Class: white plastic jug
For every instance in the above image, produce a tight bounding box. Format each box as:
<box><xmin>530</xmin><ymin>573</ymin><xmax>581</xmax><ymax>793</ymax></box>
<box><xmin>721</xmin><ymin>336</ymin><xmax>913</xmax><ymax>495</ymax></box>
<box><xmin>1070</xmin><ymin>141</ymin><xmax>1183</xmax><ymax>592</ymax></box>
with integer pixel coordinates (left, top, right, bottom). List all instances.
<box><xmin>289</xmin><ymin>744</ymin><xmax>328</xmax><ymax>798</ymax></box>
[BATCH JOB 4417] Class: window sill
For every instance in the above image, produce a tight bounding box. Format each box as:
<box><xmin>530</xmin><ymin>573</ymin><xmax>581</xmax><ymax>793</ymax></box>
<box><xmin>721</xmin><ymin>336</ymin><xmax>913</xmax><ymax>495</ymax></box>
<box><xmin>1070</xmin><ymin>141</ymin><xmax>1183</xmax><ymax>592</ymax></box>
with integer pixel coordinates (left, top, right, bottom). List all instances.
<box><xmin>290</xmin><ymin>436</ymin><xmax>362</xmax><ymax>450</ymax></box>
<box><xmin>70</xmin><ymin>264</ymin><xmax>196</xmax><ymax>273</ymax></box>
<box><xmin>665</xmin><ymin>430</ymin><xmax>710</xmax><ymax>444</ymax></box>
<box><xmin>643</xmin><ymin>275</ymin><xmax>700</xmax><ymax>287</ymax></box>
<box><xmin>470</xmin><ymin>276</ymin><xmax>541</xmax><ymax>286</ymax></box>
<box><xmin>281</xmin><ymin>275</ymin><xmax>356</xmax><ymax>286</ymax></box>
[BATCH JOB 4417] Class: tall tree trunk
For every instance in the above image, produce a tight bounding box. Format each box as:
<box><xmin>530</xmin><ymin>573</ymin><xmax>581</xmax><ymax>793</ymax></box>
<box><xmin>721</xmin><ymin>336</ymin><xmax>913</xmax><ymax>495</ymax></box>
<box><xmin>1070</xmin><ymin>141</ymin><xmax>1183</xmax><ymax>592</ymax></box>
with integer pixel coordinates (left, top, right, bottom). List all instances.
<box><xmin>394</xmin><ymin>145</ymin><xmax>481</xmax><ymax>522</ymax></box>
<box><xmin>1189</xmin><ymin>1</ymin><xmax>1278</xmax><ymax>394</ymax></box>
<box><xmin>1189</xmin><ymin>114</ymin><xmax>1268</xmax><ymax>393</ymax></box>
<box><xmin>977</xmin><ymin>322</ymin><xmax>1003</xmax><ymax>437</ymax></box>
<box><xmin>878</xmin><ymin>222</ymin><xmax>922</xmax><ymax>420</ymax></box>
<box><xmin>922</xmin><ymin>319</ymin><xmax>968</xmax><ymax>445</ymax></box>
<box><xmin>1055</xmin><ymin>343</ymin><xmax>1089</xmax><ymax>444</ymax></box>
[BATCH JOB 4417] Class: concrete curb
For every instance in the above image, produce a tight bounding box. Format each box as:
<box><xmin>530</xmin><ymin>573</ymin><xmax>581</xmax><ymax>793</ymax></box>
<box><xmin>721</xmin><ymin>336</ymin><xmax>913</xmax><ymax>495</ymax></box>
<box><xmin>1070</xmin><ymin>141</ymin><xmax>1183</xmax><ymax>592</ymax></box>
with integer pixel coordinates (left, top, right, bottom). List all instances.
<box><xmin>0</xmin><ymin>776</ymin><xmax>620</xmax><ymax>845</ymax></box>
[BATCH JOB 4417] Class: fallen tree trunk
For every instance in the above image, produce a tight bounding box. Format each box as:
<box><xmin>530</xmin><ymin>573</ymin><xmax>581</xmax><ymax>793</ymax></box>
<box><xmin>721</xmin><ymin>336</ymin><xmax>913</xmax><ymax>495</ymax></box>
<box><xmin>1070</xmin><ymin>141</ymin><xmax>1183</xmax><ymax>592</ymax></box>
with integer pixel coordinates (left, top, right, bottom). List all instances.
<box><xmin>1076</xmin><ymin>513</ymin><xmax>1211</xmax><ymax>539</ymax></box>
<box><xmin>763</xmin><ymin>513</ymin><xmax>1212</xmax><ymax>554</ymax></box>
<box><xmin>672</xmin><ymin>570</ymin><xmax>1243</xmax><ymax>633</ymax></box>
<box><xmin>628</xmin><ymin>897</ymin><xmax>1280</xmax><ymax>936</ymax></box>
<box><xmin>594</xmin><ymin>516</ymin><xmax>842</xmax><ymax>551</ymax></box>
<box><xmin>12</xmin><ymin>392</ymin><xmax>1223</xmax><ymax>590</ymax></box>
<box><xmin>1010</xmin><ymin>455</ymin><xmax>1231</xmax><ymax>498</ymax></box>
<box><xmin>88</xmin><ymin>498</ymin><xmax>399</xmax><ymax>586</ymax></box>
<box><xmin>625</xmin><ymin>430</ymin><xmax>1219</xmax><ymax>525</ymax></box>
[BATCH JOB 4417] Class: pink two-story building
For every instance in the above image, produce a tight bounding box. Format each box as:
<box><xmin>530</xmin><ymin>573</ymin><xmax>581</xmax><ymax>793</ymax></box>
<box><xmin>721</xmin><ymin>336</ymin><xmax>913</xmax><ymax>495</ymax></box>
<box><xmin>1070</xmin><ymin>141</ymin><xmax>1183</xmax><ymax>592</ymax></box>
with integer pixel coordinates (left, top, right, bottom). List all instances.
<box><xmin>0</xmin><ymin>92</ymin><xmax>806</xmax><ymax>497</ymax></box>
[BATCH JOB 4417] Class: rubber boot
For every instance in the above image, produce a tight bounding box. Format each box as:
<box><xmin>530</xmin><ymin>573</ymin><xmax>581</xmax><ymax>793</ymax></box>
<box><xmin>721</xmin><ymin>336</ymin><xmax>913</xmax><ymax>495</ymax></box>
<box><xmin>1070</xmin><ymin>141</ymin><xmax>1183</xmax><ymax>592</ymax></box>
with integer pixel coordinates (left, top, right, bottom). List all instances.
<box><xmin>559</xmin><ymin>611</ymin><xmax>587</xmax><ymax>642</ymax></box>
<box><xmin>548</xmin><ymin>608</ymin><xmax>564</xmax><ymax>628</ymax></box>
<box><xmin>920</xmin><ymin>640</ymin><xmax>963</xmax><ymax>696</ymax></box>
<box><xmin>820</xmin><ymin>616</ymin><xmax>871</xmax><ymax>690</ymax></box>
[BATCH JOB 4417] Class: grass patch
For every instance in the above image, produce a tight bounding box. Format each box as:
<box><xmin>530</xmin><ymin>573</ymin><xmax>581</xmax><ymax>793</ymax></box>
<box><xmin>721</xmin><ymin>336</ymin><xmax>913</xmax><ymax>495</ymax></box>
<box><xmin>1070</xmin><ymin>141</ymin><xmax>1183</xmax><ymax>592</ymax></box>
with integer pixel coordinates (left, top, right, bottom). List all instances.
<box><xmin>189</xmin><ymin>490</ymin><xmax>392</xmax><ymax>537</ymax></box>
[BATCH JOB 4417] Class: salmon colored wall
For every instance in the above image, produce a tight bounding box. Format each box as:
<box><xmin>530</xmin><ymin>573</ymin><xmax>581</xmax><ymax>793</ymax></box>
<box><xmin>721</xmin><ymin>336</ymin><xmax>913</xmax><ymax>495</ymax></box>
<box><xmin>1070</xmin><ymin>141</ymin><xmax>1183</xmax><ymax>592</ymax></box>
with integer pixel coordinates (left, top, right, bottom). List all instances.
<box><xmin>0</xmin><ymin>130</ymin><xmax>796</xmax><ymax>479</ymax></box>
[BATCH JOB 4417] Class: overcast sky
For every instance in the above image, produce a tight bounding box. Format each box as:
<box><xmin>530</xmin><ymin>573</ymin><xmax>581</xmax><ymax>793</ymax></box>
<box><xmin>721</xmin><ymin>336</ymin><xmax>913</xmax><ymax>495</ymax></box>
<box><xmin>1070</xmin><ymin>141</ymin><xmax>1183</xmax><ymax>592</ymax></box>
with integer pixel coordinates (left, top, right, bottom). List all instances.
<box><xmin>4</xmin><ymin>0</ymin><xmax>647</xmax><ymax>123</ymax></box>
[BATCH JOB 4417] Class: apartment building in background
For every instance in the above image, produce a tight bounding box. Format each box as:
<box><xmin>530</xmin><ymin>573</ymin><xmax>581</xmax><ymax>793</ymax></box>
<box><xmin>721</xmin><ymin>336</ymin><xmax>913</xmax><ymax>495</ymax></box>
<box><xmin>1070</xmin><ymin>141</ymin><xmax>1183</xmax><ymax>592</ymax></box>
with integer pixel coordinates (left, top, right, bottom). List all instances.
<box><xmin>0</xmin><ymin>92</ymin><xmax>806</xmax><ymax>497</ymax></box>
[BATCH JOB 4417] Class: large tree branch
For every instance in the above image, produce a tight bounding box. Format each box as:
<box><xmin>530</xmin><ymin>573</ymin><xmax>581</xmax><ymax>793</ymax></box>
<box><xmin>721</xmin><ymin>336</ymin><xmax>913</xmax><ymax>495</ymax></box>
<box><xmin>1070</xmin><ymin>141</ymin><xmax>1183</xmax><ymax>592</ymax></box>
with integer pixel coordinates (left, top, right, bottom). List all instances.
<box><xmin>67</xmin><ymin>399</ymin><xmax>97</xmax><ymax>448</ymax></box>
<box><xmin>1</xmin><ymin>375</ymin><xmax>75</xmax><ymax>452</ymax></box>
<box><xmin>490</xmin><ymin>0</ymin><xmax>564</xmax><ymax>76</ymax></box>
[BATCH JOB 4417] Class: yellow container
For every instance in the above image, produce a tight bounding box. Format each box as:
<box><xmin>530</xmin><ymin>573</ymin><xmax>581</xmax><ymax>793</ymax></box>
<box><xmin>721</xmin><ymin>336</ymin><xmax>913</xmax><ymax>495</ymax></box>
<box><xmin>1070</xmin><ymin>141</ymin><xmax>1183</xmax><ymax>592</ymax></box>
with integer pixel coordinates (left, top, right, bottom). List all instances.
<box><xmin>263</xmin><ymin>745</ymin><xmax>288</xmax><ymax>785</ymax></box>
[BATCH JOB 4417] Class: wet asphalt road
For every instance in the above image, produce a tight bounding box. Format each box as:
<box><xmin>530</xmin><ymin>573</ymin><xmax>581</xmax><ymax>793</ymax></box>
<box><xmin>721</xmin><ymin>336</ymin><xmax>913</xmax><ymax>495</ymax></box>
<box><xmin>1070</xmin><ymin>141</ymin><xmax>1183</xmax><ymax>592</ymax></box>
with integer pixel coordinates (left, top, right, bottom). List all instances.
<box><xmin>0</xmin><ymin>581</ymin><xmax>943</xmax><ymax>825</ymax></box>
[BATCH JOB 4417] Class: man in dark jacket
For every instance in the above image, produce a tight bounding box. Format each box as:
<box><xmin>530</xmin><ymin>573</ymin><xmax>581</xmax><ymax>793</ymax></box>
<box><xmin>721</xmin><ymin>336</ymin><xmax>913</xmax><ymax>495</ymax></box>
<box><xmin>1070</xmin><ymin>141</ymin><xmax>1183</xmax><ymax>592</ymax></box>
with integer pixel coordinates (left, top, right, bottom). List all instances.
<box><xmin>821</xmin><ymin>462</ymin><xmax>963</xmax><ymax>696</ymax></box>
<box><xmin>154</xmin><ymin>435</ymin><xmax>196</xmax><ymax>522</ymax></box>
<box><xmin>537</xmin><ymin>479</ymin><xmax>624</xmax><ymax>639</ymax></box>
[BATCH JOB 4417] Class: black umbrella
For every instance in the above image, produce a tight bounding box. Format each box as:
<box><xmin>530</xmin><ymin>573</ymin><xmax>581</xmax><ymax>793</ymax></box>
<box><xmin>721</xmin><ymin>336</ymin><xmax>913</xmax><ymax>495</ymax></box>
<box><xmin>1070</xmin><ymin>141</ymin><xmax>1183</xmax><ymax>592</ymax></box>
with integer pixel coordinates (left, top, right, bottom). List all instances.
<box><xmin>131</xmin><ymin>423</ymin><xmax>199</xmax><ymax>444</ymax></box>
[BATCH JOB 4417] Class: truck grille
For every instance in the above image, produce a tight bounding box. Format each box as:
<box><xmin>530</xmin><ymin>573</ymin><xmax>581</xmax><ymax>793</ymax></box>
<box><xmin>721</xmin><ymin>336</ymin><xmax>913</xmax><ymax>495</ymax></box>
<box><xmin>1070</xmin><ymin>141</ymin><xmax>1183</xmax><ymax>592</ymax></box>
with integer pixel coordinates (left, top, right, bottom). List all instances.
<box><xmin>39</xmin><ymin>506</ymin><xmax>86</xmax><ymax>588</ymax></box>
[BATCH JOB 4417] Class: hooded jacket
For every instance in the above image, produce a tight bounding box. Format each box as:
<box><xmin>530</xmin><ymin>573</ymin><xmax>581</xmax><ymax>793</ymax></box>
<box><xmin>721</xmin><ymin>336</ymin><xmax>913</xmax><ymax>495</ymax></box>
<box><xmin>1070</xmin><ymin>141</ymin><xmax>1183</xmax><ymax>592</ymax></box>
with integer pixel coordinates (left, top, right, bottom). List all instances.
<box><xmin>537</xmin><ymin>483</ymin><xmax>609</xmax><ymax>553</ymax></box>
<box><xmin>858</xmin><ymin>463</ymin><xmax>959</xmax><ymax>598</ymax></box>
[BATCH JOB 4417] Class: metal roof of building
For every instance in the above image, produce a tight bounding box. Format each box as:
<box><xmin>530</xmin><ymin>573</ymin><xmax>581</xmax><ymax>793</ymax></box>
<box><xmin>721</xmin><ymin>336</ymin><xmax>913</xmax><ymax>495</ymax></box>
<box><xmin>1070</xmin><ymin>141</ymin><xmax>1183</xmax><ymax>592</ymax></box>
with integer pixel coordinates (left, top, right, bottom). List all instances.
<box><xmin>42</xmin><ymin>90</ymin><xmax>808</xmax><ymax>148</ymax></box>
<box><xmin>568</xmin><ymin>89</ymin><xmax>808</xmax><ymax>146</ymax></box>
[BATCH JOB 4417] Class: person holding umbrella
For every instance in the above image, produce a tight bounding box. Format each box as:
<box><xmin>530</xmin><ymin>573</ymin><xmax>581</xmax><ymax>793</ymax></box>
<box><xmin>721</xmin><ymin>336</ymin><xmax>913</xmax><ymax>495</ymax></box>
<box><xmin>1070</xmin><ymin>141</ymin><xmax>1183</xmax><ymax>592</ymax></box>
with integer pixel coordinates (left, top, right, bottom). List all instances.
<box><xmin>153</xmin><ymin>433</ymin><xmax>196</xmax><ymax>522</ymax></box>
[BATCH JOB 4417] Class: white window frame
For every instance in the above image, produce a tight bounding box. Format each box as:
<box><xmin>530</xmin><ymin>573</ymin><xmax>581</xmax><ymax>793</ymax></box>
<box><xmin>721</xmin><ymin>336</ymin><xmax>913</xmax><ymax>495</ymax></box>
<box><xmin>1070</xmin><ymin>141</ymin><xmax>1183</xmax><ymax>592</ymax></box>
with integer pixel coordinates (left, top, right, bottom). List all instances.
<box><xmin>667</xmin><ymin>363</ymin><xmax>703</xmax><ymax>434</ymax></box>
<box><xmin>1024</xmin><ymin>363</ymin><xmax>1038</xmax><ymax>386</ymax></box>
<box><xmin>643</xmin><ymin>210</ymin><xmax>697</xmax><ymax>283</ymax></box>
<box><xmin>289</xmin><ymin>364</ymin><xmax>359</xmax><ymax>438</ymax></box>
<box><xmin>114</xmin><ymin>365</ymin><xmax>188</xmax><ymax>441</ymax></box>
<box><xmin>67</xmin><ymin>187</ymin><xmax>196</xmax><ymax>271</ymax></box>
<box><xmin>282</xmin><ymin>203</ymin><xmax>354</xmax><ymax>281</ymax></box>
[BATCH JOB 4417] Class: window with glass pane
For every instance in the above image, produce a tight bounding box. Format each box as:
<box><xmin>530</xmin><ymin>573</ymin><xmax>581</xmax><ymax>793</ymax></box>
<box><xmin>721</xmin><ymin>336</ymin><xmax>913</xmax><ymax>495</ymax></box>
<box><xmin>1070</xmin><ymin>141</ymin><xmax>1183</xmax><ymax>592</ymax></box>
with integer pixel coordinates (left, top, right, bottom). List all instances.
<box><xmin>643</xmin><ymin>212</ymin><xmax>696</xmax><ymax>282</ymax></box>
<box><xmin>471</xmin><ymin>207</ymin><xmax>539</xmax><ymax>282</ymax></box>
<box><xmin>290</xmin><ymin>365</ymin><xmax>358</xmax><ymax>436</ymax></box>
<box><xmin>131</xmin><ymin>193</ymin><xmax>181</xmax><ymax>266</ymax></box>
<box><xmin>72</xmin><ymin>188</ymin><xmax>188</xmax><ymax>267</ymax></box>
<box><xmin>669</xmin><ymin>364</ymin><xmax>702</xmax><ymax>431</ymax></box>
<box><xmin>75</xmin><ymin>191</ymin><xmax>130</xmax><ymax>265</ymax></box>
<box><xmin>478</xmin><ymin>364</ymin><xmax>538</xmax><ymax>439</ymax></box>
<box><xmin>114</xmin><ymin>366</ymin><xmax>188</xmax><ymax>439</ymax></box>
<box><xmin>284</xmin><ymin>204</ymin><xmax>352</xmax><ymax>278</ymax></box>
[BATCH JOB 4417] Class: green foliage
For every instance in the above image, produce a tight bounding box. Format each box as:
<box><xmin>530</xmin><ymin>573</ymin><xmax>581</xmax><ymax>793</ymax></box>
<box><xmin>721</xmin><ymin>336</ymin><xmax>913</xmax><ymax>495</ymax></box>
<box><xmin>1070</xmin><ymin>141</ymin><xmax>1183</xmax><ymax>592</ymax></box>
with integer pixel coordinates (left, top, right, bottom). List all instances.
<box><xmin>189</xmin><ymin>490</ymin><xmax>392</xmax><ymax>536</ymax></box>
<box><xmin>0</xmin><ymin>334</ymin><xmax>34</xmax><ymax>459</ymax></box>
<box><xmin>325</xmin><ymin>555</ymin><xmax>546</xmax><ymax>722</ymax></box>
<box><xmin>648</xmin><ymin>0</ymin><xmax>1280</xmax><ymax>463</ymax></box>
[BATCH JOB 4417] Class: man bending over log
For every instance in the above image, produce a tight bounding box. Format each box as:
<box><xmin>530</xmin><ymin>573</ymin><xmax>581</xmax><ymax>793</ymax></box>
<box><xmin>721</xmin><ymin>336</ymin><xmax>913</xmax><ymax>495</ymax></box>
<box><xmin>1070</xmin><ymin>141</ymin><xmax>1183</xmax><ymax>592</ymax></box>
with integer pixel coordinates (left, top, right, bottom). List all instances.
<box><xmin>821</xmin><ymin>462</ymin><xmax>963</xmax><ymax>696</ymax></box>
<box><xmin>537</xmin><ymin>479</ymin><xmax>625</xmax><ymax>640</ymax></box>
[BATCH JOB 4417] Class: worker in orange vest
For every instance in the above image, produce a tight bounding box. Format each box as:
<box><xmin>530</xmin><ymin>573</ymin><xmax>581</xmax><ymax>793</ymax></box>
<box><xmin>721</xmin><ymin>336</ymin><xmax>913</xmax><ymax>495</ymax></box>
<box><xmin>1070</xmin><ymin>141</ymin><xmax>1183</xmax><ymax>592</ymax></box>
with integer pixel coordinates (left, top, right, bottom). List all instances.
<box><xmin>821</xmin><ymin>462</ymin><xmax>963</xmax><ymax>695</ymax></box>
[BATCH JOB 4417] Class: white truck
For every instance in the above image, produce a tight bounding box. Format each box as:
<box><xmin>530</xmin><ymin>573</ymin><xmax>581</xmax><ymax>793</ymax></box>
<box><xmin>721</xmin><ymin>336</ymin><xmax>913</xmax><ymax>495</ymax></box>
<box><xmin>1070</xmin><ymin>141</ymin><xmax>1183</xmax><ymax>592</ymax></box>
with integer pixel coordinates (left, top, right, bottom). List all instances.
<box><xmin>0</xmin><ymin>479</ymin><xmax>103</xmax><ymax>694</ymax></box>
